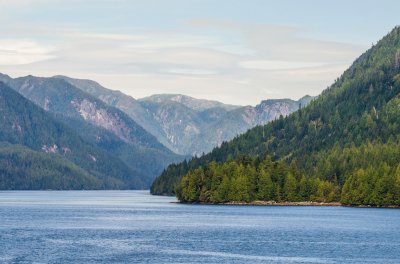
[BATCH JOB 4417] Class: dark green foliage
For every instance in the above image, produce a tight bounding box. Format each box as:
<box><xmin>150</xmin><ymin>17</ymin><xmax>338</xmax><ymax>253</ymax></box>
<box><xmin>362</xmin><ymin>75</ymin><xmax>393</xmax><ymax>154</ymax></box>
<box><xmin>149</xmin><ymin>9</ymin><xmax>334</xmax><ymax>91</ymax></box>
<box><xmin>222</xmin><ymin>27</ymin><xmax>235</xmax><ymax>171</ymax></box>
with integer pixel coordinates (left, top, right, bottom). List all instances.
<box><xmin>153</xmin><ymin>27</ymin><xmax>400</xmax><ymax>206</ymax></box>
<box><xmin>341</xmin><ymin>163</ymin><xmax>400</xmax><ymax>206</ymax></box>
<box><xmin>176</xmin><ymin>156</ymin><xmax>338</xmax><ymax>203</ymax></box>
<box><xmin>0</xmin><ymin>143</ymin><xmax>102</xmax><ymax>190</ymax></box>
<box><xmin>0</xmin><ymin>82</ymin><xmax>143</xmax><ymax>189</ymax></box>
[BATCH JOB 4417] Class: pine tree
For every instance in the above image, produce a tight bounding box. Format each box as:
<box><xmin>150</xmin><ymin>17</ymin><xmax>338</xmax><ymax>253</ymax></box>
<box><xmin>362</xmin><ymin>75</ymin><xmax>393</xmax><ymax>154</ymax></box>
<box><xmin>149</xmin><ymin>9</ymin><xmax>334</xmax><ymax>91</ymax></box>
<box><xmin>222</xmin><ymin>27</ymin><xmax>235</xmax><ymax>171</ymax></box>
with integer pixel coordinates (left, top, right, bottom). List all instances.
<box><xmin>283</xmin><ymin>173</ymin><xmax>297</xmax><ymax>201</ymax></box>
<box><xmin>257</xmin><ymin>168</ymin><xmax>273</xmax><ymax>200</ymax></box>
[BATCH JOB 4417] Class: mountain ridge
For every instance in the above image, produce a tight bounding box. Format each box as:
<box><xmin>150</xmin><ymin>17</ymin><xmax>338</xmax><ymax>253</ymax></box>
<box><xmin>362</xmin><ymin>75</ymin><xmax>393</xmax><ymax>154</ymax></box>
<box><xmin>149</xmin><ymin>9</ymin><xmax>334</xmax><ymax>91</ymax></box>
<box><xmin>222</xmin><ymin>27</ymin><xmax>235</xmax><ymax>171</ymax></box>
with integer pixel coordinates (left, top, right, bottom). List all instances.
<box><xmin>0</xmin><ymin>75</ymin><xmax>184</xmax><ymax>187</ymax></box>
<box><xmin>0</xmin><ymin>81</ymin><xmax>143</xmax><ymax>189</ymax></box>
<box><xmin>53</xmin><ymin>75</ymin><xmax>314</xmax><ymax>155</ymax></box>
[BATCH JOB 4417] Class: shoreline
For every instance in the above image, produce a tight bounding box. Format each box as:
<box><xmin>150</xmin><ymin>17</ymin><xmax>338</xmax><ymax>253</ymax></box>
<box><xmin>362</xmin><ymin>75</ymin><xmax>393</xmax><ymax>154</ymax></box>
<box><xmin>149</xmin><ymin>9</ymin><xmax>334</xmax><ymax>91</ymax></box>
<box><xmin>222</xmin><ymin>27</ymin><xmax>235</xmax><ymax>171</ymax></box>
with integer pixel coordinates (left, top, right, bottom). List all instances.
<box><xmin>175</xmin><ymin>200</ymin><xmax>400</xmax><ymax>208</ymax></box>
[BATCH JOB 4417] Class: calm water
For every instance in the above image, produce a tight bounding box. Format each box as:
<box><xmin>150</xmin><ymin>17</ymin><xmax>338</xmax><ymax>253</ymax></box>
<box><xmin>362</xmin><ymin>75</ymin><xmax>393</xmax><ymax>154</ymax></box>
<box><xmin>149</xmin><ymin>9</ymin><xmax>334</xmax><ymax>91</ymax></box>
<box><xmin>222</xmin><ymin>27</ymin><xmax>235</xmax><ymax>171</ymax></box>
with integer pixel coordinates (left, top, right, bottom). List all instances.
<box><xmin>0</xmin><ymin>191</ymin><xmax>399</xmax><ymax>264</ymax></box>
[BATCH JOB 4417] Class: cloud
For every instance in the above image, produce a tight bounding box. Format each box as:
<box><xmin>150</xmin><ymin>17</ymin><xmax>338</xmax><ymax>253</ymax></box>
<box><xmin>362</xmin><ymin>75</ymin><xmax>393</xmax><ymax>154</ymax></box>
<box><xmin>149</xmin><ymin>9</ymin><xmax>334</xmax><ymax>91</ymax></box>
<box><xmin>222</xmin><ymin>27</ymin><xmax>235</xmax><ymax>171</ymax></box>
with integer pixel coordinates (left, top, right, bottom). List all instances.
<box><xmin>0</xmin><ymin>39</ymin><xmax>55</xmax><ymax>65</ymax></box>
<box><xmin>0</xmin><ymin>17</ymin><xmax>367</xmax><ymax>105</ymax></box>
<box><xmin>239</xmin><ymin>60</ymin><xmax>328</xmax><ymax>71</ymax></box>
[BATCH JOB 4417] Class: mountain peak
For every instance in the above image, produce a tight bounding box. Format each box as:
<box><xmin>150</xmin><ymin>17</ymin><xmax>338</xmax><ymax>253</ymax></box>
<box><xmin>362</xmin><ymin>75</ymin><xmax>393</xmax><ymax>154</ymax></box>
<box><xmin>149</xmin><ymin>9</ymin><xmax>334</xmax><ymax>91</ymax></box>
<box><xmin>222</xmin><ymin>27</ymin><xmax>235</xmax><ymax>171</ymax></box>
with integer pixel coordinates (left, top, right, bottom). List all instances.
<box><xmin>139</xmin><ymin>94</ymin><xmax>240</xmax><ymax>111</ymax></box>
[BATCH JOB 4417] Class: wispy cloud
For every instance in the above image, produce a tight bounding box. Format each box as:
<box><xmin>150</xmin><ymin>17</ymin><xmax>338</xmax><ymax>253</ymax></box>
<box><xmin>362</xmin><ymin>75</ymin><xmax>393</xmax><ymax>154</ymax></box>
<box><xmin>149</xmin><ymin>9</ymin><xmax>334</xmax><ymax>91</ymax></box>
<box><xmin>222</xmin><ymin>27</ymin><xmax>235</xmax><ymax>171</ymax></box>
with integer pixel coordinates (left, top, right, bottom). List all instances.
<box><xmin>0</xmin><ymin>39</ymin><xmax>55</xmax><ymax>65</ymax></box>
<box><xmin>0</xmin><ymin>12</ymin><xmax>367</xmax><ymax>104</ymax></box>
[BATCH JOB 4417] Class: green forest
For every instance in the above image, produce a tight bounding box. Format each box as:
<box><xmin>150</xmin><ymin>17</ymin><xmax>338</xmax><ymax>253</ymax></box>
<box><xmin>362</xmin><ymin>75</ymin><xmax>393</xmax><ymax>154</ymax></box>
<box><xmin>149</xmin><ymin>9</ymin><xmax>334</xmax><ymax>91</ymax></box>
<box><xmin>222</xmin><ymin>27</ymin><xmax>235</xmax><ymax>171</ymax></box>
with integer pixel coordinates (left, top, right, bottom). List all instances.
<box><xmin>0</xmin><ymin>143</ymin><xmax>102</xmax><ymax>190</ymax></box>
<box><xmin>176</xmin><ymin>156</ymin><xmax>339</xmax><ymax>204</ymax></box>
<box><xmin>0</xmin><ymin>81</ymin><xmax>144</xmax><ymax>189</ymax></box>
<box><xmin>152</xmin><ymin>27</ymin><xmax>400</xmax><ymax>206</ymax></box>
<box><xmin>177</xmin><ymin>151</ymin><xmax>400</xmax><ymax>206</ymax></box>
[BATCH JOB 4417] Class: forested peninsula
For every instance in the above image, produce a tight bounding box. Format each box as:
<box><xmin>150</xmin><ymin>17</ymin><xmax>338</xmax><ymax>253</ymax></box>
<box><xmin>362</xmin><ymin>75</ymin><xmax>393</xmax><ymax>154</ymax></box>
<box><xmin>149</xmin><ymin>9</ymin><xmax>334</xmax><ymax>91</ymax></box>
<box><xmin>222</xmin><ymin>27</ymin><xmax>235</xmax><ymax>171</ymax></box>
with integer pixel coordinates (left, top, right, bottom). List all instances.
<box><xmin>153</xmin><ymin>27</ymin><xmax>400</xmax><ymax>207</ymax></box>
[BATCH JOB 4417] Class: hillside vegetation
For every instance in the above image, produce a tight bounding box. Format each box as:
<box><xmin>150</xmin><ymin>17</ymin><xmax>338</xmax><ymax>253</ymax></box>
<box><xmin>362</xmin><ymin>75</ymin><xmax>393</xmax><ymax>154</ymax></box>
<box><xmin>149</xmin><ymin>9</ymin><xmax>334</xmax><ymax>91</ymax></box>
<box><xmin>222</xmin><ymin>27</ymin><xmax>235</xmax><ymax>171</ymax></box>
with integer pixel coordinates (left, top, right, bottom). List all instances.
<box><xmin>0</xmin><ymin>82</ymin><xmax>141</xmax><ymax>189</ymax></box>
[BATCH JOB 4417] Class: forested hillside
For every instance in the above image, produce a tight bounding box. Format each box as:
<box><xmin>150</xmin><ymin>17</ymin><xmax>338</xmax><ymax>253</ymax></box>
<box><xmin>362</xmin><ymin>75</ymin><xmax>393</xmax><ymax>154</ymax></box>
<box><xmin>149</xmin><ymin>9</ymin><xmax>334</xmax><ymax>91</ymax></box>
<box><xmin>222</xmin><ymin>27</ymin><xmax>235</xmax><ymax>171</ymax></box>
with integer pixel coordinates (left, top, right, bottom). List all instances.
<box><xmin>0</xmin><ymin>143</ymin><xmax>101</xmax><ymax>190</ymax></box>
<box><xmin>152</xmin><ymin>27</ymin><xmax>400</xmax><ymax>206</ymax></box>
<box><xmin>0</xmin><ymin>82</ymin><xmax>143</xmax><ymax>189</ymax></box>
<box><xmin>0</xmin><ymin>75</ymin><xmax>184</xmax><ymax>186</ymax></box>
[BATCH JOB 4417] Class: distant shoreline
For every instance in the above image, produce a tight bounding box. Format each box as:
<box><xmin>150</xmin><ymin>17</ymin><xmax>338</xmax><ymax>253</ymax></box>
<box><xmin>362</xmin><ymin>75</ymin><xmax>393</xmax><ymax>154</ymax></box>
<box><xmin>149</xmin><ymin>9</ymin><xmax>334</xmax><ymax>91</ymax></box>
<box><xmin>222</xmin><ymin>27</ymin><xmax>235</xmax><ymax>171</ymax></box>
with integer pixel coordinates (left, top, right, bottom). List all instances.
<box><xmin>176</xmin><ymin>200</ymin><xmax>400</xmax><ymax>208</ymax></box>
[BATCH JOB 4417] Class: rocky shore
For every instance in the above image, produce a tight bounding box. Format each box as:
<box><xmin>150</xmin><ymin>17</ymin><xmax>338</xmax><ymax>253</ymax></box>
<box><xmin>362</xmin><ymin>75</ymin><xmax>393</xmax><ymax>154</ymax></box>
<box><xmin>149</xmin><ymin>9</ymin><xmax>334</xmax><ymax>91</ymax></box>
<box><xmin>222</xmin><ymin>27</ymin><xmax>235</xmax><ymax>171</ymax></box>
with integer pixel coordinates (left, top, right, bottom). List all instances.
<box><xmin>176</xmin><ymin>201</ymin><xmax>400</xmax><ymax>208</ymax></box>
<box><xmin>222</xmin><ymin>201</ymin><xmax>342</xmax><ymax>206</ymax></box>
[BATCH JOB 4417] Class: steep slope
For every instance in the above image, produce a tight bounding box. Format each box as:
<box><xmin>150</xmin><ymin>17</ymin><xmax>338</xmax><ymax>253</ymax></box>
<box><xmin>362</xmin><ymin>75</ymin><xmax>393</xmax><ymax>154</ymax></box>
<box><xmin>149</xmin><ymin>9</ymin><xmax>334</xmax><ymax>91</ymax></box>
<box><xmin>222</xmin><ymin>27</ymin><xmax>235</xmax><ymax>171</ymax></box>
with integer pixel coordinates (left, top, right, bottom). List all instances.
<box><xmin>138</xmin><ymin>99</ymin><xmax>206</xmax><ymax>155</ymax></box>
<box><xmin>189</xmin><ymin>96</ymin><xmax>314</xmax><ymax>155</ymax></box>
<box><xmin>139</xmin><ymin>96</ymin><xmax>313</xmax><ymax>156</ymax></box>
<box><xmin>151</xmin><ymin>26</ymin><xmax>400</xmax><ymax>200</ymax></box>
<box><xmin>53</xmin><ymin>75</ymin><xmax>313</xmax><ymax>156</ymax></box>
<box><xmin>0</xmin><ymin>82</ymin><xmax>141</xmax><ymax>189</ymax></box>
<box><xmin>0</xmin><ymin>143</ymin><xmax>101</xmax><ymax>190</ymax></box>
<box><xmin>52</xmin><ymin>75</ymin><xmax>170</xmax><ymax>151</ymax></box>
<box><xmin>0</xmin><ymin>75</ymin><xmax>184</xmax><ymax>186</ymax></box>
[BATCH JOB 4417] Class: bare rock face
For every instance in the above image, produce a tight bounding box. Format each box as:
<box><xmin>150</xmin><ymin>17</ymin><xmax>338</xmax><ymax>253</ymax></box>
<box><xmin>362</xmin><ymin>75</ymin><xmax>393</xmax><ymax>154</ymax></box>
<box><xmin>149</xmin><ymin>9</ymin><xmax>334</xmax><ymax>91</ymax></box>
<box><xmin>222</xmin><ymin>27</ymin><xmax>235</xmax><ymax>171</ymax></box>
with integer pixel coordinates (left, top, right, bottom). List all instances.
<box><xmin>71</xmin><ymin>99</ymin><xmax>132</xmax><ymax>143</ymax></box>
<box><xmin>12</xmin><ymin>121</ymin><xmax>22</xmax><ymax>133</ymax></box>
<box><xmin>56</xmin><ymin>75</ymin><xmax>315</xmax><ymax>156</ymax></box>
<box><xmin>191</xmin><ymin>97</ymin><xmax>314</xmax><ymax>156</ymax></box>
<box><xmin>41</xmin><ymin>144</ymin><xmax>58</xmax><ymax>154</ymax></box>
<box><xmin>255</xmin><ymin>101</ymin><xmax>293</xmax><ymax>125</ymax></box>
<box><xmin>136</xmin><ymin>96</ymin><xmax>313</xmax><ymax>156</ymax></box>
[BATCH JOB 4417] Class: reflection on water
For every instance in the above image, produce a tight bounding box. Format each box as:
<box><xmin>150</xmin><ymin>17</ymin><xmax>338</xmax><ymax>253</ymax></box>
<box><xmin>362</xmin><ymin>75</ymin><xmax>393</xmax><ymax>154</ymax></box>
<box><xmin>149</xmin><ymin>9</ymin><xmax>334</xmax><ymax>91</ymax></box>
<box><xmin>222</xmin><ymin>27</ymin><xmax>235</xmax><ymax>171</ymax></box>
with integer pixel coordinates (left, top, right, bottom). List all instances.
<box><xmin>0</xmin><ymin>190</ymin><xmax>399</xmax><ymax>263</ymax></box>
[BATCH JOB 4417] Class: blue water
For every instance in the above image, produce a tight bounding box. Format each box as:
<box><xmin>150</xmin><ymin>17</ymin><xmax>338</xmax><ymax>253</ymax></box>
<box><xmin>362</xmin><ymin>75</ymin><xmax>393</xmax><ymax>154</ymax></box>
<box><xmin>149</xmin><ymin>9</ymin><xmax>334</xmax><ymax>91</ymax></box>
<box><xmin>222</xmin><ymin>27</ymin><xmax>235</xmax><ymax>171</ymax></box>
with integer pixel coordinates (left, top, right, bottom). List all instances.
<box><xmin>0</xmin><ymin>191</ymin><xmax>399</xmax><ymax>264</ymax></box>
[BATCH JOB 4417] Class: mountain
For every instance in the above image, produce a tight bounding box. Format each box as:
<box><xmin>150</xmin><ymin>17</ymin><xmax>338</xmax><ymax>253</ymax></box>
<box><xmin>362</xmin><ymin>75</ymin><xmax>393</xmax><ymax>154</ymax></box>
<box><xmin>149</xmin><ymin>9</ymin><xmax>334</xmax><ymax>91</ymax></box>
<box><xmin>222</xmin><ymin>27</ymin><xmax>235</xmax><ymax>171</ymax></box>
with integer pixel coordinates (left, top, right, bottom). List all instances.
<box><xmin>138</xmin><ymin>95</ymin><xmax>313</xmax><ymax>156</ymax></box>
<box><xmin>54</xmin><ymin>75</ymin><xmax>181</xmax><ymax>153</ymax></box>
<box><xmin>0</xmin><ymin>82</ymin><xmax>142</xmax><ymax>189</ymax></box>
<box><xmin>151</xmin><ymin>26</ymin><xmax>400</xmax><ymax>207</ymax></box>
<box><xmin>139</xmin><ymin>94</ymin><xmax>239</xmax><ymax>111</ymax></box>
<box><xmin>53</xmin><ymin>75</ymin><xmax>314</xmax><ymax>156</ymax></box>
<box><xmin>0</xmin><ymin>75</ymin><xmax>184</xmax><ymax>187</ymax></box>
<box><xmin>188</xmin><ymin>96</ymin><xmax>314</xmax><ymax>155</ymax></box>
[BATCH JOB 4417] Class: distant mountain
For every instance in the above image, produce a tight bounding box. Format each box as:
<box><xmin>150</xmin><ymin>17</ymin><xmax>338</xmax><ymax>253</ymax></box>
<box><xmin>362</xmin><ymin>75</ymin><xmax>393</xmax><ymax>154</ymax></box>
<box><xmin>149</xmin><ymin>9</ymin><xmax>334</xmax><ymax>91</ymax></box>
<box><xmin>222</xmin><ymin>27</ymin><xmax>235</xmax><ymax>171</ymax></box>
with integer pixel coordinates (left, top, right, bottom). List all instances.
<box><xmin>0</xmin><ymin>82</ymin><xmax>141</xmax><ymax>189</ymax></box>
<box><xmin>53</xmin><ymin>75</ymin><xmax>177</xmax><ymax>152</ymax></box>
<box><xmin>151</xmin><ymin>26</ymin><xmax>400</xmax><ymax>207</ymax></box>
<box><xmin>0</xmin><ymin>75</ymin><xmax>184</xmax><ymax>187</ymax></box>
<box><xmin>54</xmin><ymin>75</ymin><xmax>313</xmax><ymax>156</ymax></box>
<box><xmin>139</xmin><ymin>95</ymin><xmax>313</xmax><ymax>156</ymax></box>
<box><xmin>140</xmin><ymin>94</ymin><xmax>239</xmax><ymax>111</ymax></box>
<box><xmin>189</xmin><ymin>96</ymin><xmax>314</xmax><ymax>155</ymax></box>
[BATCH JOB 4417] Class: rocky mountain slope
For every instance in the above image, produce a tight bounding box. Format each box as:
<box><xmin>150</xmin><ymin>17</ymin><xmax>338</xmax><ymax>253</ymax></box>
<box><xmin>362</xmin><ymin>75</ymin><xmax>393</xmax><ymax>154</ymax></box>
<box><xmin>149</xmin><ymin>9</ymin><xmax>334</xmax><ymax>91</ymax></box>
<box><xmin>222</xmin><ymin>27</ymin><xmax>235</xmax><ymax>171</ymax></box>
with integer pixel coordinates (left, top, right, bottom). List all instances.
<box><xmin>55</xmin><ymin>76</ymin><xmax>313</xmax><ymax>156</ymax></box>
<box><xmin>0</xmin><ymin>74</ymin><xmax>184</xmax><ymax>186</ymax></box>
<box><xmin>0</xmin><ymin>82</ymin><xmax>141</xmax><ymax>189</ymax></box>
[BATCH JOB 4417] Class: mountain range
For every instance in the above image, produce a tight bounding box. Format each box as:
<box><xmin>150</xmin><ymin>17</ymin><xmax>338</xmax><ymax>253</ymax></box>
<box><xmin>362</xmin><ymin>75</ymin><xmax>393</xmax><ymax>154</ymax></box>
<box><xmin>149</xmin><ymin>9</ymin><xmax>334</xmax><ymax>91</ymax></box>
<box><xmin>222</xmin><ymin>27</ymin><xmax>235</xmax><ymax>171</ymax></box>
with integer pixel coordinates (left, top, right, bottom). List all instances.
<box><xmin>0</xmin><ymin>73</ymin><xmax>186</xmax><ymax>187</ymax></box>
<box><xmin>0</xmin><ymin>71</ymin><xmax>310</xmax><ymax>189</ymax></box>
<box><xmin>54</xmin><ymin>75</ymin><xmax>314</xmax><ymax>156</ymax></box>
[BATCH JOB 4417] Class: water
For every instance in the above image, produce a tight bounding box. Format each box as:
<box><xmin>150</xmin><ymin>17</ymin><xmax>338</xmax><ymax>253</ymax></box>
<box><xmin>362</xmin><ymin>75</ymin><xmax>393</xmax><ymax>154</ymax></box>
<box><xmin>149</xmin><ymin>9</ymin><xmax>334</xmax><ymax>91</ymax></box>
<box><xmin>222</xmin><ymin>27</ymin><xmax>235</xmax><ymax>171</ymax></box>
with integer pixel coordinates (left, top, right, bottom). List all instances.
<box><xmin>0</xmin><ymin>191</ymin><xmax>399</xmax><ymax>264</ymax></box>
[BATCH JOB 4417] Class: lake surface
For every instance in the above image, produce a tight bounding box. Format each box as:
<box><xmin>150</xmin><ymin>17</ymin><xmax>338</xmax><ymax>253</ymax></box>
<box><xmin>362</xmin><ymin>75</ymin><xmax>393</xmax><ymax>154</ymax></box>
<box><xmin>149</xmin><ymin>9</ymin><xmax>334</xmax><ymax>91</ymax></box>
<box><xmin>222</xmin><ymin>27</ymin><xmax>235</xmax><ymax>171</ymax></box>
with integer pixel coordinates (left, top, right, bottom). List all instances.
<box><xmin>0</xmin><ymin>191</ymin><xmax>399</xmax><ymax>264</ymax></box>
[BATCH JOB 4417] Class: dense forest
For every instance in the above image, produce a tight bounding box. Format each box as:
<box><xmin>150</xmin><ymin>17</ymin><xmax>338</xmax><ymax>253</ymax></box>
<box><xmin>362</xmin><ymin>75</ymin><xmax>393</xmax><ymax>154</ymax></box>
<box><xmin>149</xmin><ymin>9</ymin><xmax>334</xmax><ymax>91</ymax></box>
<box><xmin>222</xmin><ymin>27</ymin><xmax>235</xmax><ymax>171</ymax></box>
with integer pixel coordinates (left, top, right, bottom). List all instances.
<box><xmin>0</xmin><ymin>82</ymin><xmax>144</xmax><ymax>189</ymax></box>
<box><xmin>176</xmin><ymin>156</ymin><xmax>339</xmax><ymax>204</ymax></box>
<box><xmin>152</xmin><ymin>27</ymin><xmax>400</xmax><ymax>206</ymax></box>
<box><xmin>177</xmin><ymin>151</ymin><xmax>400</xmax><ymax>206</ymax></box>
<box><xmin>0</xmin><ymin>143</ymin><xmax>102</xmax><ymax>189</ymax></box>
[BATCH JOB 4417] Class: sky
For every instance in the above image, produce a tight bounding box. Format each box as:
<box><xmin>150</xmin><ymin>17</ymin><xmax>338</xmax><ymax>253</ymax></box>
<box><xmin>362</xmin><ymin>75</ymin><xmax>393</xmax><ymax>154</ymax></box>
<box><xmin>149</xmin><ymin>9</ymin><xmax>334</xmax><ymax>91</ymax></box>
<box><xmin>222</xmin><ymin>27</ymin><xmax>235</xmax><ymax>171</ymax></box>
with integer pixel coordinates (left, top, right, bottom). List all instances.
<box><xmin>0</xmin><ymin>0</ymin><xmax>399</xmax><ymax>105</ymax></box>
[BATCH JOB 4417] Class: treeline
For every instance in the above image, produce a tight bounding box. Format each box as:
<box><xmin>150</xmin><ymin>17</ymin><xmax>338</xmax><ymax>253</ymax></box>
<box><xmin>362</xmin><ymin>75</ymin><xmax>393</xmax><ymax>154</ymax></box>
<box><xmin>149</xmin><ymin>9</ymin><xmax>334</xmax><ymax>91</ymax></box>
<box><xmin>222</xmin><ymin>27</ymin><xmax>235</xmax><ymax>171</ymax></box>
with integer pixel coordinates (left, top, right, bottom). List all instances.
<box><xmin>341</xmin><ymin>164</ymin><xmax>400</xmax><ymax>206</ymax></box>
<box><xmin>176</xmin><ymin>139</ymin><xmax>400</xmax><ymax>206</ymax></box>
<box><xmin>176</xmin><ymin>156</ymin><xmax>400</xmax><ymax>206</ymax></box>
<box><xmin>176</xmin><ymin>156</ymin><xmax>339</xmax><ymax>204</ymax></box>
